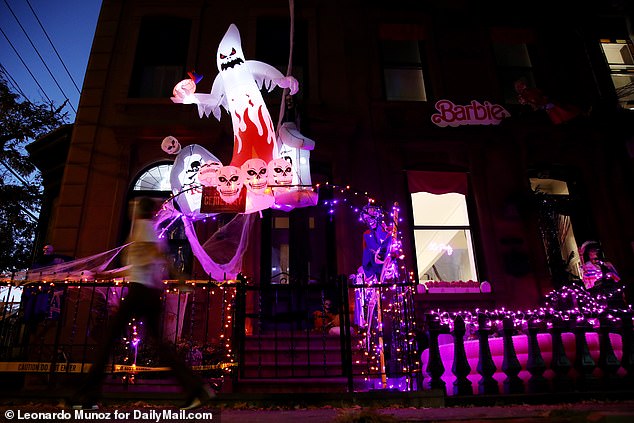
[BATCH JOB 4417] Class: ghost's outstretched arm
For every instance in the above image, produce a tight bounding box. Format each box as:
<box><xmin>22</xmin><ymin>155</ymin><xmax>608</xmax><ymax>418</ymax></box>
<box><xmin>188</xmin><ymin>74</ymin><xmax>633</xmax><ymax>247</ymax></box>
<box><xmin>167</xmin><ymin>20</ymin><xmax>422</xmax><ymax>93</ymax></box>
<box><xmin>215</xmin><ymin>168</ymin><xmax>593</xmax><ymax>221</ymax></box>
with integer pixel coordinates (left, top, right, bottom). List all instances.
<box><xmin>170</xmin><ymin>76</ymin><xmax>227</xmax><ymax>120</ymax></box>
<box><xmin>247</xmin><ymin>60</ymin><xmax>299</xmax><ymax>95</ymax></box>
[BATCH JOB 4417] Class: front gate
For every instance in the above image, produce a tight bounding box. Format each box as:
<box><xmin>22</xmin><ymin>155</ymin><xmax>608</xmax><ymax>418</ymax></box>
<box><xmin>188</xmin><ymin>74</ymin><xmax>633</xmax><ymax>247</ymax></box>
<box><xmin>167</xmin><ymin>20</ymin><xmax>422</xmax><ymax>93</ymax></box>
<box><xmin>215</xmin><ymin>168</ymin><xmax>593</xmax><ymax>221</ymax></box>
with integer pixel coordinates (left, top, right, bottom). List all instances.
<box><xmin>233</xmin><ymin>275</ymin><xmax>420</xmax><ymax>392</ymax></box>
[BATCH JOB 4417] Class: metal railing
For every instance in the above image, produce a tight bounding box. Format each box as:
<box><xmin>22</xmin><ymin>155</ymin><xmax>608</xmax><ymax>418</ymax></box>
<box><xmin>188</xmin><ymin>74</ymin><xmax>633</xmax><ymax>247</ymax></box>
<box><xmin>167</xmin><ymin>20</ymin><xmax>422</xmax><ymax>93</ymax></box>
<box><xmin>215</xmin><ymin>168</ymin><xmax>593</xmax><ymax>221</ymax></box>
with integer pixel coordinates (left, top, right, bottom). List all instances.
<box><xmin>0</xmin><ymin>278</ymin><xmax>241</xmax><ymax>390</ymax></box>
<box><xmin>1</xmin><ymin>276</ymin><xmax>422</xmax><ymax>393</ymax></box>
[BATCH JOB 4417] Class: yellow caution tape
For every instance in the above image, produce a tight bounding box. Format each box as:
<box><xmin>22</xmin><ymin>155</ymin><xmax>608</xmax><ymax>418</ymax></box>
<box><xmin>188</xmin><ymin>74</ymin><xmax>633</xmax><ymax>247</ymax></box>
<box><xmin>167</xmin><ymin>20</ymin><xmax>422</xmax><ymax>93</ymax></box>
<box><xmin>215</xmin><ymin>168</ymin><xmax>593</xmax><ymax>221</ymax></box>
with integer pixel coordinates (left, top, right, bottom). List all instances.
<box><xmin>0</xmin><ymin>362</ymin><xmax>88</xmax><ymax>373</ymax></box>
<box><xmin>0</xmin><ymin>361</ymin><xmax>237</xmax><ymax>373</ymax></box>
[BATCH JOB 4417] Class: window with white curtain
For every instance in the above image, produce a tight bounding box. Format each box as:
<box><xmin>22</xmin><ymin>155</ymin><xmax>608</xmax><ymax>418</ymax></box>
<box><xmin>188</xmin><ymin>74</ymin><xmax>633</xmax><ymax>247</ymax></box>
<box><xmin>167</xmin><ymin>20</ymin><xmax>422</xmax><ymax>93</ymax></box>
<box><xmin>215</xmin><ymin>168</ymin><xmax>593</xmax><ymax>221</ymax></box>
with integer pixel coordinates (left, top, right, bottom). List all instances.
<box><xmin>407</xmin><ymin>171</ymin><xmax>478</xmax><ymax>283</ymax></box>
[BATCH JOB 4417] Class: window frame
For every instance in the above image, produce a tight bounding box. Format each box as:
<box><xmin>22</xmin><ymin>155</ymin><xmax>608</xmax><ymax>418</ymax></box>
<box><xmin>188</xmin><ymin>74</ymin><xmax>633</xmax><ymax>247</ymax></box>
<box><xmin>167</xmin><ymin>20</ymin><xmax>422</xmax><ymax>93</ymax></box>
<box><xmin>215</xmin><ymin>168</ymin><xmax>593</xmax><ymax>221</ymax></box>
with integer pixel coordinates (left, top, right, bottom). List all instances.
<box><xmin>406</xmin><ymin>171</ymin><xmax>480</xmax><ymax>284</ymax></box>
<box><xmin>490</xmin><ymin>28</ymin><xmax>537</xmax><ymax>105</ymax></box>
<box><xmin>599</xmin><ymin>38</ymin><xmax>634</xmax><ymax>110</ymax></box>
<box><xmin>132</xmin><ymin>162</ymin><xmax>174</xmax><ymax>192</ymax></box>
<box><xmin>379</xmin><ymin>23</ymin><xmax>431</xmax><ymax>102</ymax></box>
<box><xmin>128</xmin><ymin>16</ymin><xmax>192</xmax><ymax>99</ymax></box>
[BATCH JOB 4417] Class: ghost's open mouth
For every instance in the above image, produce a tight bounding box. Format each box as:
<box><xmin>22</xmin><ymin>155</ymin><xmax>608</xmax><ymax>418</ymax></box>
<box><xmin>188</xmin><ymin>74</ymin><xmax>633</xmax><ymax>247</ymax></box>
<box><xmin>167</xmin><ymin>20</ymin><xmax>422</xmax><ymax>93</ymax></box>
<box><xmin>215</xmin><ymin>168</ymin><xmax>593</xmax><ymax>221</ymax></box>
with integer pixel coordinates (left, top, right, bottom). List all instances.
<box><xmin>221</xmin><ymin>57</ymin><xmax>244</xmax><ymax>71</ymax></box>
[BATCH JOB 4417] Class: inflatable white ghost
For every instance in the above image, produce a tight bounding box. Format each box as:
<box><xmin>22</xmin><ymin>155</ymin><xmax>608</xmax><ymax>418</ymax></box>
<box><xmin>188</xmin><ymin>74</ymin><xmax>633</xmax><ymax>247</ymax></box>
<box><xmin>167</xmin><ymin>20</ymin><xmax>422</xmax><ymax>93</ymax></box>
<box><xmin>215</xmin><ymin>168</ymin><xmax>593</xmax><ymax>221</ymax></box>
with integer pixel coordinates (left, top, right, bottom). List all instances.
<box><xmin>171</xmin><ymin>24</ymin><xmax>298</xmax><ymax>168</ymax></box>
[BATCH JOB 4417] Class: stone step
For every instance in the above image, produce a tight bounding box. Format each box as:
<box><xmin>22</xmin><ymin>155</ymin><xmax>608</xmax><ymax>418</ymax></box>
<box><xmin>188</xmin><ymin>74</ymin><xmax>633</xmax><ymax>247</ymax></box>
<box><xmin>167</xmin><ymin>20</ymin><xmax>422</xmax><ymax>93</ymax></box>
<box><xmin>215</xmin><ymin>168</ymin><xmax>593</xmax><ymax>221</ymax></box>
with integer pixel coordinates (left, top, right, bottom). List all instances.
<box><xmin>243</xmin><ymin>333</ymin><xmax>347</xmax><ymax>349</ymax></box>
<box><xmin>234</xmin><ymin>377</ymin><xmax>350</xmax><ymax>393</ymax></box>
<box><xmin>241</xmin><ymin>364</ymin><xmax>342</xmax><ymax>380</ymax></box>
<box><xmin>243</xmin><ymin>348</ymin><xmax>343</xmax><ymax>363</ymax></box>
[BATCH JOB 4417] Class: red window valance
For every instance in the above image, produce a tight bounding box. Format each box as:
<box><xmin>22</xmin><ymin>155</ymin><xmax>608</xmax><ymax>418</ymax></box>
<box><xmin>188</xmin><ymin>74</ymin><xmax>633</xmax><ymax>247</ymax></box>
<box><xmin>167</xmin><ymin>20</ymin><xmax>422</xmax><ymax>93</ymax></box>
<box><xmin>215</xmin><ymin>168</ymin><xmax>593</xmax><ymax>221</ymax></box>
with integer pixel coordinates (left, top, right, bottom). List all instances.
<box><xmin>406</xmin><ymin>170</ymin><xmax>468</xmax><ymax>195</ymax></box>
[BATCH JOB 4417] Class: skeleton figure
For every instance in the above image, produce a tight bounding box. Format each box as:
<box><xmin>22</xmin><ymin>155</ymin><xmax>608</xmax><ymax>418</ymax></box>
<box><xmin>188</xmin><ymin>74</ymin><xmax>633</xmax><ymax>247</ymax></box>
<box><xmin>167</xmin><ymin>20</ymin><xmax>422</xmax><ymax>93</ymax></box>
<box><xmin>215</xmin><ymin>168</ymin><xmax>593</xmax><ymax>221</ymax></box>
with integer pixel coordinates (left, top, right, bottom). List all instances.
<box><xmin>216</xmin><ymin>165</ymin><xmax>244</xmax><ymax>204</ymax></box>
<box><xmin>267</xmin><ymin>158</ymin><xmax>294</xmax><ymax>186</ymax></box>
<box><xmin>161</xmin><ymin>136</ymin><xmax>181</xmax><ymax>155</ymax></box>
<box><xmin>241</xmin><ymin>158</ymin><xmax>269</xmax><ymax>194</ymax></box>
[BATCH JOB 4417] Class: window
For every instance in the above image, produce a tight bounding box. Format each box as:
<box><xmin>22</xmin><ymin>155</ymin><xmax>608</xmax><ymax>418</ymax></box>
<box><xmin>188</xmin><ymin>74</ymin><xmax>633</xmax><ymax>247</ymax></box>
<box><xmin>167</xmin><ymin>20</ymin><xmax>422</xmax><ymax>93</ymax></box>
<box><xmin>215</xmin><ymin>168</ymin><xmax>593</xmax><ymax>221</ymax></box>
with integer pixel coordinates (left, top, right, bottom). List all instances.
<box><xmin>530</xmin><ymin>177</ymin><xmax>581</xmax><ymax>283</ymax></box>
<box><xmin>132</xmin><ymin>163</ymin><xmax>173</xmax><ymax>192</ymax></box>
<box><xmin>265</xmin><ymin>205</ymin><xmax>334</xmax><ymax>285</ymax></box>
<box><xmin>379</xmin><ymin>23</ymin><xmax>429</xmax><ymax>101</ymax></box>
<box><xmin>129</xmin><ymin>17</ymin><xmax>191</xmax><ymax>98</ymax></box>
<box><xmin>407</xmin><ymin>171</ymin><xmax>478</xmax><ymax>283</ymax></box>
<box><xmin>491</xmin><ymin>28</ymin><xmax>536</xmax><ymax>104</ymax></box>
<box><xmin>261</xmin><ymin>167</ymin><xmax>334</xmax><ymax>285</ymax></box>
<box><xmin>600</xmin><ymin>39</ymin><xmax>634</xmax><ymax>110</ymax></box>
<box><xmin>381</xmin><ymin>40</ymin><xmax>427</xmax><ymax>101</ymax></box>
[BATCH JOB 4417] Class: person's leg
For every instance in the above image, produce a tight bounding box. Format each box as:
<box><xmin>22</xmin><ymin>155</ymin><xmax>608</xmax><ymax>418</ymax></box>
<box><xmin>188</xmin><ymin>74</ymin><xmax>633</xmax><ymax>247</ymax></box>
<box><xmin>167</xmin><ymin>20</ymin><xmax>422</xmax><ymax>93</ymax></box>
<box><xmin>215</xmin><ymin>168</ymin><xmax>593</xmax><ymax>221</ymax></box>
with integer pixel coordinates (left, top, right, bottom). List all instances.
<box><xmin>139</xmin><ymin>286</ymin><xmax>205</xmax><ymax>401</ymax></box>
<box><xmin>73</xmin><ymin>285</ymin><xmax>140</xmax><ymax>404</ymax></box>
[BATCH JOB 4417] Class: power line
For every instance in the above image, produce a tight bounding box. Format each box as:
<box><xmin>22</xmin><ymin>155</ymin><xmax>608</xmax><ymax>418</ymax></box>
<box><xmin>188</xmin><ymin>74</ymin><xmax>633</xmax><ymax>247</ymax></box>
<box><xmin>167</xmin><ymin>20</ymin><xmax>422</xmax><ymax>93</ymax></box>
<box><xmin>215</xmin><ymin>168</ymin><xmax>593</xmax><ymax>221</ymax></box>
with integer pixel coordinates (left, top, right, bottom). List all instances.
<box><xmin>0</xmin><ymin>62</ymin><xmax>29</xmax><ymax>100</ymax></box>
<box><xmin>0</xmin><ymin>26</ymin><xmax>53</xmax><ymax>104</ymax></box>
<box><xmin>25</xmin><ymin>0</ymin><xmax>81</xmax><ymax>95</ymax></box>
<box><xmin>2</xmin><ymin>0</ymin><xmax>76</xmax><ymax>113</ymax></box>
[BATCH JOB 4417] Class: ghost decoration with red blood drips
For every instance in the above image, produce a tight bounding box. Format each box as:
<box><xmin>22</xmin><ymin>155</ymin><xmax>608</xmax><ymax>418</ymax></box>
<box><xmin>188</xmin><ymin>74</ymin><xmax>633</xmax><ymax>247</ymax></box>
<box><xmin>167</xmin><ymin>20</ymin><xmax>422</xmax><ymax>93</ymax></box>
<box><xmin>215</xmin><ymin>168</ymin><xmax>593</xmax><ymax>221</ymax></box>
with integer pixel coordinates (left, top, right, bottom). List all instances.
<box><xmin>171</xmin><ymin>24</ymin><xmax>298</xmax><ymax>168</ymax></box>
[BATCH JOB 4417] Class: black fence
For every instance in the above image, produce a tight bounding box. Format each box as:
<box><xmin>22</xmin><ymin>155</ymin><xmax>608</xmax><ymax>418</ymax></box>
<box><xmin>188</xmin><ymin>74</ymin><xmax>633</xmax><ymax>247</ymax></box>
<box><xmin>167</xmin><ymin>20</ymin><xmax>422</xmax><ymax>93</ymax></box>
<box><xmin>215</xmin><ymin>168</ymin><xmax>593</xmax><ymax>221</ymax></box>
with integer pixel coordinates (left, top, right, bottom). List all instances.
<box><xmin>0</xmin><ymin>279</ymin><xmax>239</xmax><ymax>391</ymax></box>
<box><xmin>0</xmin><ymin>276</ymin><xmax>421</xmax><ymax>394</ymax></box>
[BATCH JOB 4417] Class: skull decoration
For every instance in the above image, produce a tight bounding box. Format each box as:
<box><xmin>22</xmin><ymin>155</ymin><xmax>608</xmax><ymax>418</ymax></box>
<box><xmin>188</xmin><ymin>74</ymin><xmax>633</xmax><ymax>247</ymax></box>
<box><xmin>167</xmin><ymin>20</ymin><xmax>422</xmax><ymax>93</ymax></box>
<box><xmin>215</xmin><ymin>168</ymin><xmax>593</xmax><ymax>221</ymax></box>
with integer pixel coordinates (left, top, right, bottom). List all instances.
<box><xmin>172</xmin><ymin>78</ymin><xmax>197</xmax><ymax>101</ymax></box>
<box><xmin>361</xmin><ymin>204</ymin><xmax>384</xmax><ymax>230</ymax></box>
<box><xmin>216</xmin><ymin>165</ymin><xmax>244</xmax><ymax>204</ymax></box>
<box><xmin>198</xmin><ymin>161</ymin><xmax>222</xmax><ymax>187</ymax></box>
<box><xmin>267</xmin><ymin>158</ymin><xmax>294</xmax><ymax>186</ymax></box>
<box><xmin>241</xmin><ymin>158</ymin><xmax>269</xmax><ymax>194</ymax></box>
<box><xmin>161</xmin><ymin>136</ymin><xmax>181</xmax><ymax>155</ymax></box>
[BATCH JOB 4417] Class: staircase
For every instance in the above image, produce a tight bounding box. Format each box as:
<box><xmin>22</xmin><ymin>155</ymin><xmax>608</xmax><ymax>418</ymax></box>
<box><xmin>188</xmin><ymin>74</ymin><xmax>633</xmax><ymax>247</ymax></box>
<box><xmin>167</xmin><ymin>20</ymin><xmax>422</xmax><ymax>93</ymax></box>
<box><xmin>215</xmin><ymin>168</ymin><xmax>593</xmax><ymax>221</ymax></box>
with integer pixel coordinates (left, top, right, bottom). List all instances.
<box><xmin>234</xmin><ymin>330</ymin><xmax>365</xmax><ymax>393</ymax></box>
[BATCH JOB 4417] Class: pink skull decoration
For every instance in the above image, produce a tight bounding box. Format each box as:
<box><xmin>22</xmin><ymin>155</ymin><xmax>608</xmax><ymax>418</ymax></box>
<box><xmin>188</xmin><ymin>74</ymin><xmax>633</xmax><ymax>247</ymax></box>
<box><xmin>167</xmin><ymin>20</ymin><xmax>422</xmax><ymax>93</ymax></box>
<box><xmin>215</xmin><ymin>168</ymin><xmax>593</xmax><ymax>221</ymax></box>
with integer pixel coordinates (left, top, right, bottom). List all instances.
<box><xmin>198</xmin><ymin>161</ymin><xmax>222</xmax><ymax>187</ymax></box>
<box><xmin>267</xmin><ymin>158</ymin><xmax>294</xmax><ymax>186</ymax></box>
<box><xmin>241</xmin><ymin>158</ymin><xmax>269</xmax><ymax>194</ymax></box>
<box><xmin>172</xmin><ymin>78</ymin><xmax>196</xmax><ymax>100</ymax></box>
<box><xmin>161</xmin><ymin>136</ymin><xmax>181</xmax><ymax>155</ymax></box>
<box><xmin>216</xmin><ymin>165</ymin><xmax>244</xmax><ymax>203</ymax></box>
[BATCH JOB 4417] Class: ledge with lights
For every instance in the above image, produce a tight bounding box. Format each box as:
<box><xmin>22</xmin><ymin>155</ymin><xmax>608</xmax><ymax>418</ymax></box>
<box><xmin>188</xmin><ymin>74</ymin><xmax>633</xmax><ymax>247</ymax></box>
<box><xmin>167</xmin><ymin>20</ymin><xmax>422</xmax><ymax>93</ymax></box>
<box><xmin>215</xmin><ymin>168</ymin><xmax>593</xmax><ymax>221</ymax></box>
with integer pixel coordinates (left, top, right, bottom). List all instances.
<box><xmin>417</xmin><ymin>280</ymin><xmax>488</xmax><ymax>294</ymax></box>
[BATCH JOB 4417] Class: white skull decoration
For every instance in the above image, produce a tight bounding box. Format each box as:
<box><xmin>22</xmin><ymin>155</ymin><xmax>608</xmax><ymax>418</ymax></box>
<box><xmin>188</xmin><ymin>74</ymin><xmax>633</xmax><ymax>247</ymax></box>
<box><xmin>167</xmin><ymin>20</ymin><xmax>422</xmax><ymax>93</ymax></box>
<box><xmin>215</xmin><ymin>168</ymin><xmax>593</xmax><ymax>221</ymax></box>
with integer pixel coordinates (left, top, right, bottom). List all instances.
<box><xmin>267</xmin><ymin>158</ymin><xmax>294</xmax><ymax>186</ymax></box>
<box><xmin>216</xmin><ymin>165</ymin><xmax>244</xmax><ymax>203</ymax></box>
<box><xmin>161</xmin><ymin>136</ymin><xmax>181</xmax><ymax>155</ymax></box>
<box><xmin>241</xmin><ymin>158</ymin><xmax>269</xmax><ymax>194</ymax></box>
<box><xmin>172</xmin><ymin>78</ymin><xmax>196</xmax><ymax>100</ymax></box>
<box><xmin>198</xmin><ymin>161</ymin><xmax>222</xmax><ymax>187</ymax></box>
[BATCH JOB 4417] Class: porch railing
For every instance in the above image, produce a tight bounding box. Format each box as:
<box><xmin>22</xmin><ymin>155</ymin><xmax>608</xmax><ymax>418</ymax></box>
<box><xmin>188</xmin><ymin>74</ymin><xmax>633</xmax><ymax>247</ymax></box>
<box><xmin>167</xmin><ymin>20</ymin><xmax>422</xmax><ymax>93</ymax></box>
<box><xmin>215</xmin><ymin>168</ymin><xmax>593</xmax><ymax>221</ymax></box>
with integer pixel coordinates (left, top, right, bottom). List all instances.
<box><xmin>421</xmin><ymin>312</ymin><xmax>634</xmax><ymax>396</ymax></box>
<box><xmin>6</xmin><ymin>278</ymin><xmax>630</xmax><ymax>397</ymax></box>
<box><xmin>0</xmin><ymin>278</ymin><xmax>241</xmax><ymax>391</ymax></box>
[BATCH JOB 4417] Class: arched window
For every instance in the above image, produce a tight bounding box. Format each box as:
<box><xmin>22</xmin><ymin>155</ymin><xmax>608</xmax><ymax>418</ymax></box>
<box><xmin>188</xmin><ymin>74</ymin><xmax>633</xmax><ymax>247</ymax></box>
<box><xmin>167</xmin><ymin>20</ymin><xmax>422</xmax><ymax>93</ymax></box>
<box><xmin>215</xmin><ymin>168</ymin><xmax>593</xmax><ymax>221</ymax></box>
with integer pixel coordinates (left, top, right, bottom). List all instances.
<box><xmin>132</xmin><ymin>163</ymin><xmax>173</xmax><ymax>192</ymax></box>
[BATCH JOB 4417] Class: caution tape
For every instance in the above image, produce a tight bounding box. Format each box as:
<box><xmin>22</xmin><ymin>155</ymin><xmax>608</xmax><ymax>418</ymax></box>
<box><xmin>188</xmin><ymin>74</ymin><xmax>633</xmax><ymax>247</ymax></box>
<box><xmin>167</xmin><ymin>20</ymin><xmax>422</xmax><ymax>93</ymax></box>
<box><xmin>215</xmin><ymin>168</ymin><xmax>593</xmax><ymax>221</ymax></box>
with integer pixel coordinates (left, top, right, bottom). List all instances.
<box><xmin>192</xmin><ymin>362</ymin><xmax>238</xmax><ymax>371</ymax></box>
<box><xmin>0</xmin><ymin>361</ymin><xmax>237</xmax><ymax>373</ymax></box>
<box><xmin>0</xmin><ymin>362</ymin><xmax>88</xmax><ymax>373</ymax></box>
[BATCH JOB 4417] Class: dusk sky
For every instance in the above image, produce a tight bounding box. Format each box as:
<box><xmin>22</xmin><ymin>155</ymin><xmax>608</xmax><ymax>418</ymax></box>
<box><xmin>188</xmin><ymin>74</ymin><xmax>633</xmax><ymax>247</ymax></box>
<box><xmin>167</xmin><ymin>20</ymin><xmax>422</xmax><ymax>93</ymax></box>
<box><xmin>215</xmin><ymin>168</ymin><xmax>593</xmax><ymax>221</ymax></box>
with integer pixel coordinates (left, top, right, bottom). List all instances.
<box><xmin>0</xmin><ymin>0</ymin><xmax>102</xmax><ymax>123</ymax></box>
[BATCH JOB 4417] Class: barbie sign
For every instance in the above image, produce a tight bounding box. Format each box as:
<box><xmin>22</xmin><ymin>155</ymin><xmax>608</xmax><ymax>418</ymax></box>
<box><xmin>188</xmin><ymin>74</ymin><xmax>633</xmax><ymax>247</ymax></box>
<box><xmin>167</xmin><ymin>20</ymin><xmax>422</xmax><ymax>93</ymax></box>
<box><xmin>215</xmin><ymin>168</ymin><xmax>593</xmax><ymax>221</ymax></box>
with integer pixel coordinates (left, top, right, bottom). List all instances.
<box><xmin>431</xmin><ymin>100</ymin><xmax>510</xmax><ymax>127</ymax></box>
